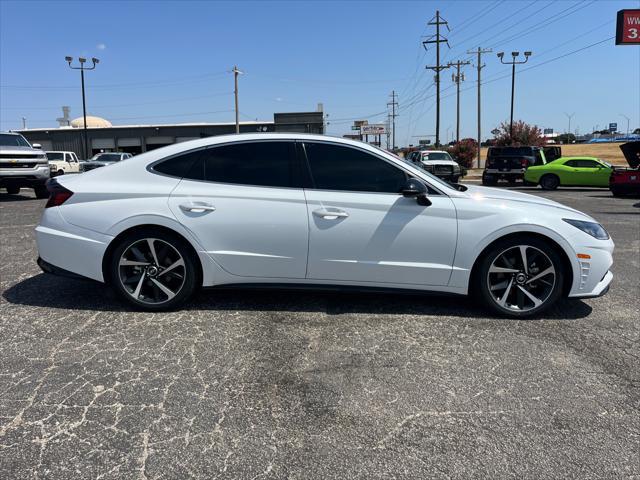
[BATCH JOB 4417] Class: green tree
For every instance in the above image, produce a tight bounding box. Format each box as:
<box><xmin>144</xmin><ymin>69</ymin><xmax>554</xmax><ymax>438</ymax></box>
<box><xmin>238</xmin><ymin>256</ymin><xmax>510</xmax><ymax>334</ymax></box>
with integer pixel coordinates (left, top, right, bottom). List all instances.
<box><xmin>493</xmin><ymin>120</ymin><xmax>544</xmax><ymax>146</ymax></box>
<box><xmin>448</xmin><ymin>138</ymin><xmax>477</xmax><ymax>169</ymax></box>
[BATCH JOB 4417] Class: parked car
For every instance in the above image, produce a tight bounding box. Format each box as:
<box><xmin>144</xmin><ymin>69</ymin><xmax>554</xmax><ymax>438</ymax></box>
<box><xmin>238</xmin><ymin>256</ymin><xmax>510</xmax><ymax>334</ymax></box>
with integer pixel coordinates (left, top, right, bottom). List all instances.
<box><xmin>46</xmin><ymin>151</ymin><xmax>81</xmax><ymax>176</ymax></box>
<box><xmin>80</xmin><ymin>152</ymin><xmax>133</xmax><ymax>172</ymax></box>
<box><xmin>482</xmin><ymin>146</ymin><xmax>550</xmax><ymax>185</ymax></box>
<box><xmin>609</xmin><ymin>141</ymin><xmax>640</xmax><ymax>197</ymax></box>
<box><xmin>36</xmin><ymin>133</ymin><xmax>613</xmax><ymax>317</ymax></box>
<box><xmin>406</xmin><ymin>150</ymin><xmax>462</xmax><ymax>182</ymax></box>
<box><xmin>524</xmin><ymin>157</ymin><xmax>612</xmax><ymax>190</ymax></box>
<box><xmin>0</xmin><ymin>132</ymin><xmax>50</xmax><ymax>198</ymax></box>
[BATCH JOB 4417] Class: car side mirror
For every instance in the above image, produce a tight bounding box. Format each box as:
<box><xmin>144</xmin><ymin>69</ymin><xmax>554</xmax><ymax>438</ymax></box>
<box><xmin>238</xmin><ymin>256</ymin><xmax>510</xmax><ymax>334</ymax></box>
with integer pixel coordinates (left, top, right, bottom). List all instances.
<box><xmin>32</xmin><ymin>143</ymin><xmax>42</xmax><ymax>149</ymax></box>
<box><xmin>401</xmin><ymin>178</ymin><xmax>431</xmax><ymax>206</ymax></box>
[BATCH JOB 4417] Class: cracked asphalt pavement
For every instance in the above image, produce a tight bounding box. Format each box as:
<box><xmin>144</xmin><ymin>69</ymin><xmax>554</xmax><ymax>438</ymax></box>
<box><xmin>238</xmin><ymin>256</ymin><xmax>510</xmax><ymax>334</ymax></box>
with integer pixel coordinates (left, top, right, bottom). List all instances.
<box><xmin>1</xmin><ymin>187</ymin><xmax>638</xmax><ymax>479</ymax></box>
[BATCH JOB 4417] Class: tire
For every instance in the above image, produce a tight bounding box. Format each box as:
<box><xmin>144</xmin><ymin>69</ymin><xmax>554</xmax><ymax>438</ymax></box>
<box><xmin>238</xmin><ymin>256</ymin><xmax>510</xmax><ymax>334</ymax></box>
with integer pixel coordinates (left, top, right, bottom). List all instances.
<box><xmin>482</xmin><ymin>174</ymin><xmax>497</xmax><ymax>186</ymax></box>
<box><xmin>451</xmin><ymin>176</ymin><xmax>460</xmax><ymax>183</ymax></box>
<box><xmin>57</xmin><ymin>170</ymin><xmax>65</xmax><ymax>176</ymax></box>
<box><xmin>474</xmin><ymin>236</ymin><xmax>565</xmax><ymax>318</ymax></box>
<box><xmin>108</xmin><ymin>229</ymin><xmax>199</xmax><ymax>311</ymax></box>
<box><xmin>34</xmin><ymin>185</ymin><xmax>49</xmax><ymax>199</ymax></box>
<box><xmin>6</xmin><ymin>186</ymin><xmax>19</xmax><ymax>195</ymax></box>
<box><xmin>610</xmin><ymin>187</ymin><xmax>623</xmax><ymax>197</ymax></box>
<box><xmin>540</xmin><ymin>174</ymin><xmax>560</xmax><ymax>190</ymax></box>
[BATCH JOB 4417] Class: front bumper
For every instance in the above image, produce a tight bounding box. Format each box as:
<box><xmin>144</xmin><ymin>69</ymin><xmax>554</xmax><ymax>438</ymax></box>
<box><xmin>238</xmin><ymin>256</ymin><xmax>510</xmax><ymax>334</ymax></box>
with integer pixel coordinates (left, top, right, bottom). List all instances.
<box><xmin>0</xmin><ymin>165</ymin><xmax>50</xmax><ymax>186</ymax></box>
<box><xmin>566</xmin><ymin>234</ymin><xmax>614</xmax><ymax>298</ymax></box>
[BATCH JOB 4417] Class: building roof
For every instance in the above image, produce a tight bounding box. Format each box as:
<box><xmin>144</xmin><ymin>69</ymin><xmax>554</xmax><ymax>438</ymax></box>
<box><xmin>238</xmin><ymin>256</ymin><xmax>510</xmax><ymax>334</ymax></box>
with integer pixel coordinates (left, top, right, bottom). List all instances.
<box><xmin>17</xmin><ymin>120</ymin><xmax>274</xmax><ymax>133</ymax></box>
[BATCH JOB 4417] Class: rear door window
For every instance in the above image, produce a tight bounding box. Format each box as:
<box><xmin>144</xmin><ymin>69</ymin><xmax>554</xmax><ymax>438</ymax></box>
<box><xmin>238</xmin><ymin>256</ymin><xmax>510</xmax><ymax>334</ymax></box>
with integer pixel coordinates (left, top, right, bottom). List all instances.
<box><xmin>201</xmin><ymin>141</ymin><xmax>295</xmax><ymax>188</ymax></box>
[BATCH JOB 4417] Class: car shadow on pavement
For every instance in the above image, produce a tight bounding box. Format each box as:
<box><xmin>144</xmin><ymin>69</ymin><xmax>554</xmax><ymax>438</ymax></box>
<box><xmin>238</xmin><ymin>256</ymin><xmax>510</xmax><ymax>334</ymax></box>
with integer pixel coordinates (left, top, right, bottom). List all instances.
<box><xmin>3</xmin><ymin>273</ymin><xmax>593</xmax><ymax>321</ymax></box>
<box><xmin>0</xmin><ymin>192</ymin><xmax>38</xmax><ymax>202</ymax></box>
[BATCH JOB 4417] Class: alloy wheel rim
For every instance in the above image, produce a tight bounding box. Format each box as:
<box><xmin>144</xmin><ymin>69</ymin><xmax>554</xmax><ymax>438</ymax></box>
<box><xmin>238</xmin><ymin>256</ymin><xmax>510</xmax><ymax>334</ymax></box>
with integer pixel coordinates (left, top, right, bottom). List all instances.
<box><xmin>487</xmin><ymin>245</ymin><xmax>556</xmax><ymax>312</ymax></box>
<box><xmin>118</xmin><ymin>238</ymin><xmax>186</xmax><ymax>304</ymax></box>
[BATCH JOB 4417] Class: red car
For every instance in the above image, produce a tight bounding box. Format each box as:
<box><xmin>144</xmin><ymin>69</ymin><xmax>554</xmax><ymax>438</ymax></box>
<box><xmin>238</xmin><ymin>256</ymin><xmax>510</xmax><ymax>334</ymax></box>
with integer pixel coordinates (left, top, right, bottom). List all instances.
<box><xmin>610</xmin><ymin>142</ymin><xmax>640</xmax><ymax>197</ymax></box>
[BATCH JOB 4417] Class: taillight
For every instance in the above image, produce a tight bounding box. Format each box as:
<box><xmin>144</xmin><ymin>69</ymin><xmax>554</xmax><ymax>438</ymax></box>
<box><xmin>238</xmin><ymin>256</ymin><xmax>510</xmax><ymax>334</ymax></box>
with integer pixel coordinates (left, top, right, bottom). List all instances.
<box><xmin>45</xmin><ymin>178</ymin><xmax>73</xmax><ymax>208</ymax></box>
<box><xmin>487</xmin><ymin>159</ymin><xmax>495</xmax><ymax>167</ymax></box>
<box><xmin>520</xmin><ymin>158</ymin><xmax>528</xmax><ymax>167</ymax></box>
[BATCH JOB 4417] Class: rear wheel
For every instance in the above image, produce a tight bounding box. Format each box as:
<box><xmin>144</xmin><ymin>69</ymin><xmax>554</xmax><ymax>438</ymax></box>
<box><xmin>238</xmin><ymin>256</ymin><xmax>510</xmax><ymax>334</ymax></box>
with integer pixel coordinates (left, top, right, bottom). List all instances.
<box><xmin>6</xmin><ymin>186</ymin><xmax>19</xmax><ymax>194</ymax></box>
<box><xmin>109</xmin><ymin>229</ymin><xmax>199</xmax><ymax>310</ymax></box>
<box><xmin>540</xmin><ymin>174</ymin><xmax>560</xmax><ymax>190</ymax></box>
<box><xmin>56</xmin><ymin>170</ymin><xmax>65</xmax><ymax>176</ymax></box>
<box><xmin>475</xmin><ymin>236</ymin><xmax>564</xmax><ymax>318</ymax></box>
<box><xmin>34</xmin><ymin>185</ymin><xmax>49</xmax><ymax>199</ymax></box>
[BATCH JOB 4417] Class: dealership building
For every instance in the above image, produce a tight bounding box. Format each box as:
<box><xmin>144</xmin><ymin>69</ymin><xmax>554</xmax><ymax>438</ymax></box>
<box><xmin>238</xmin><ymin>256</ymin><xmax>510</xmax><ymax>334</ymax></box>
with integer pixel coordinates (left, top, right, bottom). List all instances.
<box><xmin>16</xmin><ymin>110</ymin><xmax>324</xmax><ymax>158</ymax></box>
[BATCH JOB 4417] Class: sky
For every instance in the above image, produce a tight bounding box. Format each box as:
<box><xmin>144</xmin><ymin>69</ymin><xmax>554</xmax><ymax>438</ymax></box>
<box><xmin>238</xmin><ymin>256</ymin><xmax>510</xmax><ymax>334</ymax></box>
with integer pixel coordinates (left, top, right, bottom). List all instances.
<box><xmin>1</xmin><ymin>0</ymin><xmax>638</xmax><ymax>147</ymax></box>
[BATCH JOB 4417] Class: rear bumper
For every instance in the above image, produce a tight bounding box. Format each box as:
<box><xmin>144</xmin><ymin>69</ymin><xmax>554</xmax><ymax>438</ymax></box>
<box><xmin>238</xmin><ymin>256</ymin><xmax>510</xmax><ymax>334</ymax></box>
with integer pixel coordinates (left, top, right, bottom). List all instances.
<box><xmin>35</xmin><ymin>207</ymin><xmax>112</xmax><ymax>282</ymax></box>
<box><xmin>37</xmin><ymin>257</ymin><xmax>91</xmax><ymax>281</ymax></box>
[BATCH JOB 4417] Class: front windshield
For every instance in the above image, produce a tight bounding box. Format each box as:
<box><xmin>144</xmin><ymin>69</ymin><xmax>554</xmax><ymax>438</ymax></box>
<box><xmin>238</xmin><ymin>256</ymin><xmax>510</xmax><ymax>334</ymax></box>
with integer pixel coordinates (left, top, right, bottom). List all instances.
<box><xmin>422</xmin><ymin>151</ymin><xmax>452</xmax><ymax>161</ymax></box>
<box><xmin>0</xmin><ymin>133</ymin><xmax>31</xmax><ymax>147</ymax></box>
<box><xmin>46</xmin><ymin>152</ymin><xmax>64</xmax><ymax>160</ymax></box>
<box><xmin>92</xmin><ymin>153</ymin><xmax>122</xmax><ymax>162</ymax></box>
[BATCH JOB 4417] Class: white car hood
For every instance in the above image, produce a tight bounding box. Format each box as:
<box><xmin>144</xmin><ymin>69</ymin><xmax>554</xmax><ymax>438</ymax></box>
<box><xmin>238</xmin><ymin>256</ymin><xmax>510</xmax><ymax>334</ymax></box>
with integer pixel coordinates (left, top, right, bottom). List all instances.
<box><xmin>462</xmin><ymin>184</ymin><xmax>591</xmax><ymax>219</ymax></box>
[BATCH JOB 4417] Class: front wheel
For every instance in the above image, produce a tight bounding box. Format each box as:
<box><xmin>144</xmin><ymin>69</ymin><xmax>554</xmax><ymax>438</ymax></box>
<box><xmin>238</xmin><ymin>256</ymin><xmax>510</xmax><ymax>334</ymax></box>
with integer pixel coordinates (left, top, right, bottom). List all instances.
<box><xmin>474</xmin><ymin>237</ymin><xmax>564</xmax><ymax>318</ymax></box>
<box><xmin>5</xmin><ymin>186</ymin><xmax>20</xmax><ymax>195</ymax></box>
<box><xmin>540</xmin><ymin>174</ymin><xmax>560</xmax><ymax>190</ymax></box>
<box><xmin>108</xmin><ymin>229</ymin><xmax>199</xmax><ymax>310</ymax></box>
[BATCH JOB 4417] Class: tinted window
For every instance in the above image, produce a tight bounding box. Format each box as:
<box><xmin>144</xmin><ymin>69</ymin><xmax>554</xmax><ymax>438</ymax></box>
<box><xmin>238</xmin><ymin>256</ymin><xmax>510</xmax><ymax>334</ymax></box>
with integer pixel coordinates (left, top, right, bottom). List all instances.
<box><xmin>304</xmin><ymin>142</ymin><xmax>406</xmax><ymax>193</ymax></box>
<box><xmin>564</xmin><ymin>160</ymin><xmax>578</xmax><ymax>167</ymax></box>
<box><xmin>199</xmin><ymin>141</ymin><xmax>295</xmax><ymax>188</ymax></box>
<box><xmin>153</xmin><ymin>150</ymin><xmax>202</xmax><ymax>178</ymax></box>
<box><xmin>576</xmin><ymin>159</ymin><xmax>600</xmax><ymax>168</ymax></box>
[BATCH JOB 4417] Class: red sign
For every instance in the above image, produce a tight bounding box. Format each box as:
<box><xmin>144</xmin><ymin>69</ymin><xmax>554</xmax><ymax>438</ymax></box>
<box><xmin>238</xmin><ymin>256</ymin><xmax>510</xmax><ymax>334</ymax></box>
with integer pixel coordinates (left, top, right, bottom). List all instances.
<box><xmin>616</xmin><ymin>9</ymin><xmax>640</xmax><ymax>45</ymax></box>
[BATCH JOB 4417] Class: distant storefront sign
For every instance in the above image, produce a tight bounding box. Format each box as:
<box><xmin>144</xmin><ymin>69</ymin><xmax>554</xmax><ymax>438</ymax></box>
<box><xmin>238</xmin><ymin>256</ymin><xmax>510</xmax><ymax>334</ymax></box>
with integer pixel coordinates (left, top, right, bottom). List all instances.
<box><xmin>609</xmin><ymin>123</ymin><xmax>618</xmax><ymax>132</ymax></box>
<box><xmin>616</xmin><ymin>9</ymin><xmax>640</xmax><ymax>45</ymax></box>
<box><xmin>361</xmin><ymin>124</ymin><xmax>386</xmax><ymax>135</ymax></box>
<box><xmin>419</xmin><ymin>139</ymin><xmax>431</xmax><ymax>145</ymax></box>
<box><xmin>543</xmin><ymin>128</ymin><xmax>554</xmax><ymax>134</ymax></box>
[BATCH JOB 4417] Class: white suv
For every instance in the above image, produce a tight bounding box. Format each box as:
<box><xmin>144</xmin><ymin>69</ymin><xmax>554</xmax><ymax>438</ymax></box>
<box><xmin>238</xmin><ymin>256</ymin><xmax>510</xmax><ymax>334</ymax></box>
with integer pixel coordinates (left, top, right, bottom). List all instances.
<box><xmin>0</xmin><ymin>132</ymin><xmax>50</xmax><ymax>197</ymax></box>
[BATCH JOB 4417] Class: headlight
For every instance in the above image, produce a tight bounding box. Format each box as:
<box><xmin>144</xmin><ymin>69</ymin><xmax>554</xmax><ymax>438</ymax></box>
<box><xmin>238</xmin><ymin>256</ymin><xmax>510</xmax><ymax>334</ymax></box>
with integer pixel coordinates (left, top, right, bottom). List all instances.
<box><xmin>563</xmin><ymin>219</ymin><xmax>609</xmax><ymax>240</ymax></box>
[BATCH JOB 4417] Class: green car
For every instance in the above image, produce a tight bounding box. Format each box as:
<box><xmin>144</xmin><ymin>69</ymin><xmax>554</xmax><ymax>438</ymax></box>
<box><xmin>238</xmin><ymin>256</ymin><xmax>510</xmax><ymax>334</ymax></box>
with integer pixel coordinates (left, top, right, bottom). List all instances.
<box><xmin>524</xmin><ymin>156</ymin><xmax>612</xmax><ymax>190</ymax></box>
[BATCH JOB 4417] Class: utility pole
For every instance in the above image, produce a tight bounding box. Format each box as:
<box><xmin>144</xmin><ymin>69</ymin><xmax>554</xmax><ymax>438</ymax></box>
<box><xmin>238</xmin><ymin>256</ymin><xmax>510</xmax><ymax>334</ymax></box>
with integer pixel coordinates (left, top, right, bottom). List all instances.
<box><xmin>448</xmin><ymin>59</ymin><xmax>470</xmax><ymax>144</ymax></box>
<box><xmin>424</xmin><ymin>10</ymin><xmax>450</xmax><ymax>147</ymax></box>
<box><xmin>564</xmin><ymin>112</ymin><xmax>575</xmax><ymax>142</ymax></box>
<box><xmin>65</xmin><ymin>56</ymin><xmax>99</xmax><ymax>159</ymax></box>
<box><xmin>232</xmin><ymin>66</ymin><xmax>243</xmax><ymax>134</ymax></box>
<box><xmin>467</xmin><ymin>47</ymin><xmax>492</xmax><ymax>168</ymax></box>
<box><xmin>387</xmin><ymin>90</ymin><xmax>398</xmax><ymax>150</ymax></box>
<box><xmin>497</xmin><ymin>51</ymin><xmax>531</xmax><ymax>141</ymax></box>
<box><xmin>21</xmin><ymin>117</ymin><xmax>26</xmax><ymax>129</ymax></box>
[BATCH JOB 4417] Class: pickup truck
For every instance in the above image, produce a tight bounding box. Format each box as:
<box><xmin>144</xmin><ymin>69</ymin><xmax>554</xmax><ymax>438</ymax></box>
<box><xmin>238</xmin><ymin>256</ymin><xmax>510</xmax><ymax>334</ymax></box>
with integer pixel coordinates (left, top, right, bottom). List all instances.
<box><xmin>406</xmin><ymin>150</ymin><xmax>463</xmax><ymax>182</ymax></box>
<box><xmin>0</xmin><ymin>132</ymin><xmax>50</xmax><ymax>198</ymax></box>
<box><xmin>46</xmin><ymin>151</ymin><xmax>81</xmax><ymax>176</ymax></box>
<box><xmin>610</xmin><ymin>141</ymin><xmax>640</xmax><ymax>197</ymax></box>
<box><xmin>482</xmin><ymin>146</ymin><xmax>561</xmax><ymax>185</ymax></box>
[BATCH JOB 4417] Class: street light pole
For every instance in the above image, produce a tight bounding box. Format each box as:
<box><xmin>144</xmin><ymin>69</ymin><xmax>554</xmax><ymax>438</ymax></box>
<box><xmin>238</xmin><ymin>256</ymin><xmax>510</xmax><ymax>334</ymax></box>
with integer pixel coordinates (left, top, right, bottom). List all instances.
<box><xmin>66</xmin><ymin>56</ymin><xmax>99</xmax><ymax>159</ymax></box>
<box><xmin>497</xmin><ymin>51</ymin><xmax>531</xmax><ymax>141</ymax></box>
<box><xmin>620</xmin><ymin>114</ymin><xmax>630</xmax><ymax>136</ymax></box>
<box><xmin>564</xmin><ymin>112</ymin><xmax>575</xmax><ymax>142</ymax></box>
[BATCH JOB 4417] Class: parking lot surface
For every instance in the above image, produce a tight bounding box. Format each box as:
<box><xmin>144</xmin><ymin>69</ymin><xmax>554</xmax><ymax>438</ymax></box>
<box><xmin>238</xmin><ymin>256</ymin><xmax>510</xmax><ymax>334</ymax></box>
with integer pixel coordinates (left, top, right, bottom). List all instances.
<box><xmin>1</xmin><ymin>187</ymin><xmax>638</xmax><ymax>479</ymax></box>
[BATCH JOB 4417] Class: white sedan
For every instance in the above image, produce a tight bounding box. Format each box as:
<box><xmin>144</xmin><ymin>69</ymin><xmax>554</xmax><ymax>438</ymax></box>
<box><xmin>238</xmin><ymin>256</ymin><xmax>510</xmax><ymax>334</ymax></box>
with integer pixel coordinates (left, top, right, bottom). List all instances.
<box><xmin>36</xmin><ymin>133</ymin><xmax>613</xmax><ymax>317</ymax></box>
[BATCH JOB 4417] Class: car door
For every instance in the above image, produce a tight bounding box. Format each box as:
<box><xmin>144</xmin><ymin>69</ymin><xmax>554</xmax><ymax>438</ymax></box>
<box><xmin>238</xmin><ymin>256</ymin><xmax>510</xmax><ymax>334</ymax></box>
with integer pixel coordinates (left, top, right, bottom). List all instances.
<box><xmin>577</xmin><ymin>159</ymin><xmax>610</xmax><ymax>186</ymax></box>
<box><xmin>560</xmin><ymin>159</ymin><xmax>580</xmax><ymax>185</ymax></box>
<box><xmin>166</xmin><ymin>140</ymin><xmax>309</xmax><ymax>279</ymax></box>
<box><xmin>302</xmin><ymin>141</ymin><xmax>458</xmax><ymax>286</ymax></box>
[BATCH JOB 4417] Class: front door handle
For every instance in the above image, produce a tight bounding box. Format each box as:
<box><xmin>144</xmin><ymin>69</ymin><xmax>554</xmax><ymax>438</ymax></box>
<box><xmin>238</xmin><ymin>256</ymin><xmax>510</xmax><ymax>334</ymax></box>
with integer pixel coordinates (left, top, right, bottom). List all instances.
<box><xmin>313</xmin><ymin>208</ymin><xmax>349</xmax><ymax>220</ymax></box>
<box><xmin>179</xmin><ymin>202</ymin><xmax>216</xmax><ymax>213</ymax></box>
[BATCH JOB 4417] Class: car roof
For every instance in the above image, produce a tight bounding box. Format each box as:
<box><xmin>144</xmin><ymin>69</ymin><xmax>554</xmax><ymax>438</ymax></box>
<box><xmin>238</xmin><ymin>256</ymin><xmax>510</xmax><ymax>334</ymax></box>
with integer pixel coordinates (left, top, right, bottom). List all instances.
<box><xmin>557</xmin><ymin>156</ymin><xmax>600</xmax><ymax>161</ymax></box>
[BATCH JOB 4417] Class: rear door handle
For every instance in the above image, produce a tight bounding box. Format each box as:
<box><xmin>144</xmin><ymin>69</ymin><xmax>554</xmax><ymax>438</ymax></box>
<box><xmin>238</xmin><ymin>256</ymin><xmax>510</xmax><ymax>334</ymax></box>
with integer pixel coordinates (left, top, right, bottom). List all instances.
<box><xmin>313</xmin><ymin>208</ymin><xmax>349</xmax><ymax>220</ymax></box>
<box><xmin>179</xmin><ymin>202</ymin><xmax>216</xmax><ymax>213</ymax></box>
